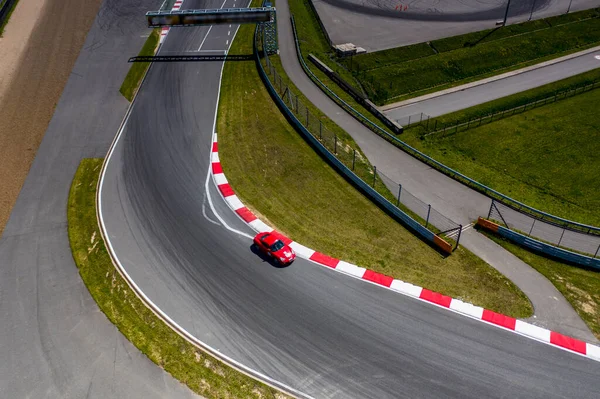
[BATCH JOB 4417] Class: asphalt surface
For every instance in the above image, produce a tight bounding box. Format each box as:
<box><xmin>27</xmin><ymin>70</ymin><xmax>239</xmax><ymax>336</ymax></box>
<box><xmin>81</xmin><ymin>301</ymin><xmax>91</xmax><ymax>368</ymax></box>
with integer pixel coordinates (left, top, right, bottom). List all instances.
<box><xmin>311</xmin><ymin>0</ymin><xmax>600</xmax><ymax>51</ymax></box>
<box><xmin>99</xmin><ymin>0</ymin><xmax>600</xmax><ymax>398</ymax></box>
<box><xmin>276</xmin><ymin>0</ymin><xmax>597</xmax><ymax>341</ymax></box>
<box><xmin>0</xmin><ymin>0</ymin><xmax>198</xmax><ymax>397</ymax></box>
<box><xmin>384</xmin><ymin>47</ymin><xmax>600</xmax><ymax>123</ymax></box>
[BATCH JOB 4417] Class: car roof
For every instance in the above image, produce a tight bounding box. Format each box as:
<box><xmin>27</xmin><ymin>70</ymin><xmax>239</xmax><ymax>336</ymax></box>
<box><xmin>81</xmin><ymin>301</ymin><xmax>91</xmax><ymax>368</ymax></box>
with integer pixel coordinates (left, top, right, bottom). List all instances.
<box><xmin>261</xmin><ymin>233</ymin><xmax>280</xmax><ymax>246</ymax></box>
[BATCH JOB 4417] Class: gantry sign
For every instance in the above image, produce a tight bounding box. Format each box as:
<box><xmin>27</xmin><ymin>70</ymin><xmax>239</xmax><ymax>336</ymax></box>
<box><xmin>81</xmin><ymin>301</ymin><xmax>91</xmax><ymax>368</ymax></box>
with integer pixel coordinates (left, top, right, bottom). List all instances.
<box><xmin>146</xmin><ymin>7</ymin><xmax>278</xmax><ymax>53</ymax></box>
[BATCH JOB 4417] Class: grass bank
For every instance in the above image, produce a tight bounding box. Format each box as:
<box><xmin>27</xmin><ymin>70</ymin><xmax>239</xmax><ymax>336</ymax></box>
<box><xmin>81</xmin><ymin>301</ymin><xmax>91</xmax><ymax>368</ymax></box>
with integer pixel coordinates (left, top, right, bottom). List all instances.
<box><xmin>119</xmin><ymin>29</ymin><xmax>159</xmax><ymax>102</ymax></box>
<box><xmin>68</xmin><ymin>158</ymin><xmax>290</xmax><ymax>399</ymax></box>
<box><xmin>479</xmin><ymin>228</ymin><xmax>600</xmax><ymax>340</ymax></box>
<box><xmin>399</xmin><ymin>84</ymin><xmax>600</xmax><ymax>227</ymax></box>
<box><xmin>347</xmin><ymin>8</ymin><xmax>600</xmax><ymax>104</ymax></box>
<box><xmin>218</xmin><ymin>18</ymin><xmax>533</xmax><ymax>317</ymax></box>
<box><xmin>290</xmin><ymin>0</ymin><xmax>600</xmax><ymax>106</ymax></box>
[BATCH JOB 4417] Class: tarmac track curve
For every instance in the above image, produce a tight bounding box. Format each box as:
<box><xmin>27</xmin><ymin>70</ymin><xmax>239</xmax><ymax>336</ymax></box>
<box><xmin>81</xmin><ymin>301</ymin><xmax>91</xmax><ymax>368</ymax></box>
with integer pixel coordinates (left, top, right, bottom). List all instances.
<box><xmin>99</xmin><ymin>0</ymin><xmax>600</xmax><ymax>398</ymax></box>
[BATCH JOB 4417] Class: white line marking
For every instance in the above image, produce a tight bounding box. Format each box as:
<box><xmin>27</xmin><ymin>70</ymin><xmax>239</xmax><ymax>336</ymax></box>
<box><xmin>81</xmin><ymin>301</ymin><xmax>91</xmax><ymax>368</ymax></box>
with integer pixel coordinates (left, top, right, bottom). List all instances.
<box><xmin>226</xmin><ymin>39</ymin><xmax>229</xmax><ymax>45</ymax></box>
<box><xmin>197</xmin><ymin>26</ymin><xmax>213</xmax><ymax>51</ymax></box>
<box><xmin>595</xmin><ymin>55</ymin><xmax>600</xmax><ymax>60</ymax></box>
<box><xmin>202</xmin><ymin>193</ymin><xmax>221</xmax><ymax>226</ymax></box>
<box><xmin>228</xmin><ymin>30</ymin><xmax>231</xmax><ymax>36</ymax></box>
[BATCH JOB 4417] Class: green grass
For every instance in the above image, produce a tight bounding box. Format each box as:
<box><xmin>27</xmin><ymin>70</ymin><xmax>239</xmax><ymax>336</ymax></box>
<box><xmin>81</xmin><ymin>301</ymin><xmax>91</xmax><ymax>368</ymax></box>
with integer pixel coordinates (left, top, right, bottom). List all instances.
<box><xmin>217</xmin><ymin>17</ymin><xmax>533</xmax><ymax>318</ymax></box>
<box><xmin>67</xmin><ymin>159</ymin><xmax>290</xmax><ymax>399</ymax></box>
<box><xmin>360</xmin><ymin>15</ymin><xmax>600</xmax><ymax>104</ymax></box>
<box><xmin>480</xmin><ymin>228</ymin><xmax>600</xmax><ymax>340</ymax></box>
<box><xmin>119</xmin><ymin>29</ymin><xmax>159</xmax><ymax>102</ymax></box>
<box><xmin>400</xmin><ymin>86</ymin><xmax>600</xmax><ymax>227</ymax></box>
<box><xmin>0</xmin><ymin>0</ymin><xmax>20</xmax><ymax>36</ymax></box>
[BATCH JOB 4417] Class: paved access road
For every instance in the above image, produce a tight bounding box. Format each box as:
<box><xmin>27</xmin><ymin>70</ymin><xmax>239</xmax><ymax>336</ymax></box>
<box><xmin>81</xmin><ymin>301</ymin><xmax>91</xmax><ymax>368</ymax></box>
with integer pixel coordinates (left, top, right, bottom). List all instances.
<box><xmin>384</xmin><ymin>47</ymin><xmax>600</xmax><ymax>123</ymax></box>
<box><xmin>99</xmin><ymin>0</ymin><xmax>600</xmax><ymax>398</ymax></box>
<box><xmin>0</xmin><ymin>0</ymin><xmax>198</xmax><ymax>397</ymax></box>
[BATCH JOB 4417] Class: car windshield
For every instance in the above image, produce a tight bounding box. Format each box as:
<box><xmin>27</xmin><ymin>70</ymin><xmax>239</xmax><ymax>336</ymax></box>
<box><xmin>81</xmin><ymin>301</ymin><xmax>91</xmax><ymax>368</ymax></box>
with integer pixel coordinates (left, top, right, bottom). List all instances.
<box><xmin>270</xmin><ymin>240</ymin><xmax>285</xmax><ymax>252</ymax></box>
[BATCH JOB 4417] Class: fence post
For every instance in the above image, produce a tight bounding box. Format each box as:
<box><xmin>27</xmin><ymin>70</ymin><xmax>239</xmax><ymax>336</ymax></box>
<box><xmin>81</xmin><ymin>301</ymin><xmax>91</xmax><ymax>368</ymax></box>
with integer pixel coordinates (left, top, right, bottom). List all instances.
<box><xmin>487</xmin><ymin>200</ymin><xmax>493</xmax><ymax>219</ymax></box>
<box><xmin>425</xmin><ymin>204</ymin><xmax>431</xmax><ymax>228</ymax></box>
<box><xmin>408</xmin><ymin>115</ymin><xmax>411</xmax><ymax>125</ymax></box>
<box><xmin>334</xmin><ymin>134</ymin><xmax>337</xmax><ymax>154</ymax></box>
<box><xmin>594</xmin><ymin>243</ymin><xmax>600</xmax><ymax>258</ymax></box>
<box><xmin>478</xmin><ymin>117</ymin><xmax>483</xmax><ymax>127</ymax></box>
<box><xmin>454</xmin><ymin>121</ymin><xmax>459</xmax><ymax>134</ymax></box>
<box><xmin>467</xmin><ymin>117</ymin><xmax>471</xmax><ymax>129</ymax></box>
<box><xmin>372</xmin><ymin>166</ymin><xmax>377</xmax><ymax>187</ymax></box>
<box><xmin>528</xmin><ymin>219</ymin><xmax>536</xmax><ymax>236</ymax></box>
<box><xmin>306</xmin><ymin>107</ymin><xmax>309</xmax><ymax>127</ymax></box>
<box><xmin>455</xmin><ymin>224</ymin><xmax>462</xmax><ymax>250</ymax></box>
<box><xmin>319</xmin><ymin>121</ymin><xmax>322</xmax><ymax>140</ymax></box>
<box><xmin>434</xmin><ymin>120</ymin><xmax>438</xmax><ymax>131</ymax></box>
<box><xmin>556</xmin><ymin>228</ymin><xmax>566</xmax><ymax>247</ymax></box>
<box><xmin>397</xmin><ymin>184</ymin><xmax>402</xmax><ymax>206</ymax></box>
<box><xmin>420</xmin><ymin>113</ymin><xmax>423</xmax><ymax>124</ymax></box>
<box><xmin>352</xmin><ymin>149</ymin><xmax>356</xmax><ymax>170</ymax></box>
<box><xmin>426</xmin><ymin>116</ymin><xmax>430</xmax><ymax>130</ymax></box>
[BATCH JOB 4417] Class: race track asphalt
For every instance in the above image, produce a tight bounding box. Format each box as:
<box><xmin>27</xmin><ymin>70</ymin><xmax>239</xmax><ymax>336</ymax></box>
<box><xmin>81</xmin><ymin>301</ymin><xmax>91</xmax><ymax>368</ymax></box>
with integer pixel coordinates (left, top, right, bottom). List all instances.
<box><xmin>0</xmin><ymin>0</ymin><xmax>198</xmax><ymax>398</ymax></box>
<box><xmin>99</xmin><ymin>0</ymin><xmax>600</xmax><ymax>397</ymax></box>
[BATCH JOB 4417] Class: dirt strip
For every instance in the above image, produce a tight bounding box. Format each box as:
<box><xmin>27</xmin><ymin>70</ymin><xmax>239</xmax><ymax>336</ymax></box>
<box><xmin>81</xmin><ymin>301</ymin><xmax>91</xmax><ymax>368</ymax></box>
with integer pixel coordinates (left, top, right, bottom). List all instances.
<box><xmin>0</xmin><ymin>0</ymin><xmax>103</xmax><ymax>235</ymax></box>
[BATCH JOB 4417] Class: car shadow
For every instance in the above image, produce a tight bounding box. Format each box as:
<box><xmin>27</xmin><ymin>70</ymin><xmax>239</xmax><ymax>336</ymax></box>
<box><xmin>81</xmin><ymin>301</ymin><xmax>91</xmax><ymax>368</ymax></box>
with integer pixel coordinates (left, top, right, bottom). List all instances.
<box><xmin>250</xmin><ymin>244</ymin><xmax>291</xmax><ymax>269</ymax></box>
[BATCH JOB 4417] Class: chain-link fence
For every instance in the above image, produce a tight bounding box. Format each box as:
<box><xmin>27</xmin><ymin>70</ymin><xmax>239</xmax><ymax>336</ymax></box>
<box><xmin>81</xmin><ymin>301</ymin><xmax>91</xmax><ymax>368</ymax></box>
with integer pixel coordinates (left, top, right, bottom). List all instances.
<box><xmin>408</xmin><ymin>79</ymin><xmax>600</xmax><ymax>135</ymax></box>
<box><xmin>489</xmin><ymin>199</ymin><xmax>600</xmax><ymax>258</ymax></box>
<box><xmin>258</xmin><ymin>29</ymin><xmax>463</xmax><ymax>246</ymax></box>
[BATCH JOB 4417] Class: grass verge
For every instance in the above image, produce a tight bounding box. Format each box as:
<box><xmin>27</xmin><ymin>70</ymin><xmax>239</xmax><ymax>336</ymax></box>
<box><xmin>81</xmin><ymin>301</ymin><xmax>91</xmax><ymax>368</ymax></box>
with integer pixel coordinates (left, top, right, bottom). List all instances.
<box><xmin>479</xmin><ymin>227</ymin><xmax>600</xmax><ymax>340</ymax></box>
<box><xmin>217</xmin><ymin>17</ymin><xmax>533</xmax><ymax>317</ymax></box>
<box><xmin>68</xmin><ymin>158</ymin><xmax>290</xmax><ymax>399</ymax></box>
<box><xmin>119</xmin><ymin>29</ymin><xmax>159</xmax><ymax>102</ymax></box>
<box><xmin>399</xmin><ymin>84</ymin><xmax>600</xmax><ymax>227</ymax></box>
<box><xmin>347</xmin><ymin>9</ymin><xmax>600</xmax><ymax>104</ymax></box>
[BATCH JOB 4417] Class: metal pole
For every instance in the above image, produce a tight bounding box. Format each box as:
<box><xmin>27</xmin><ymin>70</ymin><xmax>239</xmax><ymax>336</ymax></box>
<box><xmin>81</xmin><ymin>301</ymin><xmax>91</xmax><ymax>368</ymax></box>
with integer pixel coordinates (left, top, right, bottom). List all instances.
<box><xmin>487</xmin><ymin>200</ymin><xmax>494</xmax><ymax>219</ymax></box>
<box><xmin>503</xmin><ymin>0</ymin><xmax>512</xmax><ymax>25</ymax></box>
<box><xmin>352</xmin><ymin>149</ymin><xmax>356</xmax><ymax>170</ymax></box>
<box><xmin>408</xmin><ymin>115</ymin><xmax>411</xmax><ymax>125</ymax></box>
<box><xmin>372</xmin><ymin>166</ymin><xmax>377</xmax><ymax>187</ymax></box>
<box><xmin>455</xmin><ymin>224</ymin><xmax>462</xmax><ymax>250</ymax></box>
<box><xmin>566</xmin><ymin>0</ymin><xmax>573</xmax><ymax>13</ymax></box>
<box><xmin>528</xmin><ymin>219</ymin><xmax>536</xmax><ymax>236</ymax></box>
<box><xmin>425</xmin><ymin>204</ymin><xmax>431</xmax><ymax>228</ymax></box>
<box><xmin>397</xmin><ymin>184</ymin><xmax>402</xmax><ymax>206</ymax></box>
<box><xmin>334</xmin><ymin>134</ymin><xmax>337</xmax><ymax>154</ymax></box>
<box><xmin>556</xmin><ymin>228</ymin><xmax>566</xmax><ymax>247</ymax></box>
<box><xmin>594</xmin><ymin>243</ymin><xmax>600</xmax><ymax>258</ymax></box>
<box><xmin>528</xmin><ymin>0</ymin><xmax>537</xmax><ymax>21</ymax></box>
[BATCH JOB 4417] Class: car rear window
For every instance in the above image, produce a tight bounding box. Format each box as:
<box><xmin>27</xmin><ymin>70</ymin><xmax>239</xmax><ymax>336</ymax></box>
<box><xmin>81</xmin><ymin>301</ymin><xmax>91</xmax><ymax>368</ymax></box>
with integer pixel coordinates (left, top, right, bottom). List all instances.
<box><xmin>270</xmin><ymin>240</ymin><xmax>284</xmax><ymax>252</ymax></box>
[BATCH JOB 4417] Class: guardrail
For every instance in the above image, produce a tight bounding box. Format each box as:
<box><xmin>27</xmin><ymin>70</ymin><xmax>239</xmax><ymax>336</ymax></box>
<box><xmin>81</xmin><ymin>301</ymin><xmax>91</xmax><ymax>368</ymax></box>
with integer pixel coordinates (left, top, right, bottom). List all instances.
<box><xmin>477</xmin><ymin>218</ymin><xmax>600</xmax><ymax>270</ymax></box>
<box><xmin>0</xmin><ymin>0</ymin><xmax>17</xmax><ymax>29</ymax></box>
<box><xmin>255</xmin><ymin>25</ymin><xmax>453</xmax><ymax>254</ymax></box>
<box><xmin>289</xmin><ymin>16</ymin><xmax>600</xmax><ymax>238</ymax></box>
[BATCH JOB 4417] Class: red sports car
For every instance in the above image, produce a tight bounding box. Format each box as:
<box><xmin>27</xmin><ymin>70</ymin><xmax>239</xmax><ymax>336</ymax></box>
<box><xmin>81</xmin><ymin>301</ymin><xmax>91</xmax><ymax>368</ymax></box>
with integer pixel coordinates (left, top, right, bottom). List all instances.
<box><xmin>253</xmin><ymin>232</ymin><xmax>296</xmax><ymax>265</ymax></box>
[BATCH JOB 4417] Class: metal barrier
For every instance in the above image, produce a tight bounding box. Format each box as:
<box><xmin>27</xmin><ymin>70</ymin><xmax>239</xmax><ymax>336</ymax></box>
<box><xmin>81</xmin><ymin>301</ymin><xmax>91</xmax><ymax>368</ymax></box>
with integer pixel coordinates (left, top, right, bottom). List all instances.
<box><xmin>255</xmin><ymin>25</ymin><xmax>456</xmax><ymax>254</ymax></box>
<box><xmin>0</xmin><ymin>0</ymin><xmax>17</xmax><ymax>28</ymax></box>
<box><xmin>477</xmin><ymin>218</ymin><xmax>600</xmax><ymax>270</ymax></box>
<box><xmin>489</xmin><ymin>199</ymin><xmax>600</xmax><ymax>258</ymax></box>
<box><xmin>289</xmin><ymin>16</ymin><xmax>600</xmax><ymax>238</ymax></box>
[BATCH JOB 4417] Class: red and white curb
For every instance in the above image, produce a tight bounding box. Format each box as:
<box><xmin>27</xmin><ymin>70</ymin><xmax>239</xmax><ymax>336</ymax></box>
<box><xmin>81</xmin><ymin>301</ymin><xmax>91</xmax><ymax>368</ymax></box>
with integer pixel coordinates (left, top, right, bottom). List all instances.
<box><xmin>210</xmin><ymin>132</ymin><xmax>600</xmax><ymax>362</ymax></box>
<box><xmin>159</xmin><ymin>0</ymin><xmax>185</xmax><ymax>44</ymax></box>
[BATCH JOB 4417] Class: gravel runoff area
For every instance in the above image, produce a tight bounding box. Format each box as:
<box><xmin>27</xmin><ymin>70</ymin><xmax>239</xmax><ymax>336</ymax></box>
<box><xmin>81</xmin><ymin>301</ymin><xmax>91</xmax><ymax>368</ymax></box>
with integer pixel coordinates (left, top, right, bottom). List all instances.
<box><xmin>0</xmin><ymin>0</ymin><xmax>103</xmax><ymax>235</ymax></box>
<box><xmin>311</xmin><ymin>0</ymin><xmax>600</xmax><ymax>51</ymax></box>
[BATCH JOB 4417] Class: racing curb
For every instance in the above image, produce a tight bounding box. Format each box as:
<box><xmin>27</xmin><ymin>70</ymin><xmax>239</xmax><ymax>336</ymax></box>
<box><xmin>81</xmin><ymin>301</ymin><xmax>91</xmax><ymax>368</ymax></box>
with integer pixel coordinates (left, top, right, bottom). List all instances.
<box><xmin>211</xmin><ymin>132</ymin><xmax>600</xmax><ymax>363</ymax></box>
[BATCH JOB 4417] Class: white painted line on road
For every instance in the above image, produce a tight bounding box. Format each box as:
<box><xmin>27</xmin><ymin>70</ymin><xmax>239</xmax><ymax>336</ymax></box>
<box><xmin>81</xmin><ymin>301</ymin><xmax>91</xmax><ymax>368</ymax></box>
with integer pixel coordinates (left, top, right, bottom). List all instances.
<box><xmin>226</xmin><ymin>39</ymin><xmax>229</xmax><ymax>45</ymax></box>
<box><xmin>595</xmin><ymin>55</ymin><xmax>600</xmax><ymax>60</ymax></box>
<box><xmin>202</xmin><ymin>193</ymin><xmax>221</xmax><ymax>226</ymax></box>
<box><xmin>197</xmin><ymin>26</ymin><xmax>213</xmax><ymax>51</ymax></box>
<box><xmin>228</xmin><ymin>30</ymin><xmax>231</xmax><ymax>36</ymax></box>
